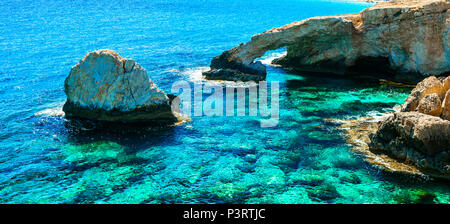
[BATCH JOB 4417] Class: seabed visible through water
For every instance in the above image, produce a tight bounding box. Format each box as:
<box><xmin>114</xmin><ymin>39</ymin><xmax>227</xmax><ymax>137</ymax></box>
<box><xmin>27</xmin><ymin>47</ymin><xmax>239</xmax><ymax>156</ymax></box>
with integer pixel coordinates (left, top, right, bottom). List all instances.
<box><xmin>0</xmin><ymin>0</ymin><xmax>449</xmax><ymax>204</ymax></box>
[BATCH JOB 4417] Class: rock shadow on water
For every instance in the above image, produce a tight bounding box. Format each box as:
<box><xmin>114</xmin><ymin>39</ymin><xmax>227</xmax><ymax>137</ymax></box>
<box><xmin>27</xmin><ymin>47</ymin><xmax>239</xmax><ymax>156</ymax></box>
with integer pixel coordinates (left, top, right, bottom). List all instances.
<box><xmin>283</xmin><ymin>70</ymin><xmax>415</xmax><ymax>91</ymax></box>
<box><xmin>277</xmin><ymin>55</ymin><xmax>426</xmax><ymax>85</ymax></box>
<box><xmin>61</xmin><ymin>49</ymin><xmax>187</xmax><ymax>152</ymax></box>
<box><xmin>63</xmin><ymin>118</ymin><xmax>178</xmax><ymax>152</ymax></box>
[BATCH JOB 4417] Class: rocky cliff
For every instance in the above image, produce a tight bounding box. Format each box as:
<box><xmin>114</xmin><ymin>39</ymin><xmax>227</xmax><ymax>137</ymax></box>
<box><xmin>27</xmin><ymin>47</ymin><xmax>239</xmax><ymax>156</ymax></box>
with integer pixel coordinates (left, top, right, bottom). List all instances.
<box><xmin>204</xmin><ymin>0</ymin><xmax>449</xmax><ymax>81</ymax></box>
<box><xmin>369</xmin><ymin>75</ymin><xmax>450</xmax><ymax>178</ymax></box>
<box><xmin>63</xmin><ymin>49</ymin><xmax>177</xmax><ymax>123</ymax></box>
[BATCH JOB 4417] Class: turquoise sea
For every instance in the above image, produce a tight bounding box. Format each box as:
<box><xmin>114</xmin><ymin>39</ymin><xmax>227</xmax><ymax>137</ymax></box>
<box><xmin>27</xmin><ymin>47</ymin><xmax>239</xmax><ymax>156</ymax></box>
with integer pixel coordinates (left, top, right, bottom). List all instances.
<box><xmin>0</xmin><ymin>0</ymin><xmax>449</xmax><ymax>204</ymax></box>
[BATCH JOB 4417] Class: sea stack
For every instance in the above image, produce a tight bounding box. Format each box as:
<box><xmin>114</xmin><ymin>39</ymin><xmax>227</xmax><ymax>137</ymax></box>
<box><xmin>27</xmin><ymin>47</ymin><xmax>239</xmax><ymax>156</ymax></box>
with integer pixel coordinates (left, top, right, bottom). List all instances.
<box><xmin>63</xmin><ymin>49</ymin><xmax>177</xmax><ymax>124</ymax></box>
<box><xmin>204</xmin><ymin>0</ymin><xmax>449</xmax><ymax>81</ymax></box>
<box><xmin>369</xmin><ymin>76</ymin><xmax>450</xmax><ymax>179</ymax></box>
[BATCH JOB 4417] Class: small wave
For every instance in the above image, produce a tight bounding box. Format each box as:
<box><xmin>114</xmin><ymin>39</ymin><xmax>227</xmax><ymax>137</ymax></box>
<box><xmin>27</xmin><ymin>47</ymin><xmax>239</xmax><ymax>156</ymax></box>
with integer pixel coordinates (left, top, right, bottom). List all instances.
<box><xmin>178</xmin><ymin>67</ymin><xmax>260</xmax><ymax>87</ymax></box>
<box><xmin>34</xmin><ymin>102</ymin><xmax>65</xmax><ymax>117</ymax></box>
<box><xmin>179</xmin><ymin>67</ymin><xmax>209</xmax><ymax>82</ymax></box>
<box><xmin>258</xmin><ymin>51</ymin><xmax>286</xmax><ymax>65</ymax></box>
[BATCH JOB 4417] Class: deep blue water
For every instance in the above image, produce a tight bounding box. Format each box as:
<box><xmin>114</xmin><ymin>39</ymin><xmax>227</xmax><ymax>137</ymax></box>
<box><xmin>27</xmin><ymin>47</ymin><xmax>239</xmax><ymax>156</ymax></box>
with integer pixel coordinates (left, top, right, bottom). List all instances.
<box><xmin>0</xmin><ymin>0</ymin><xmax>449</xmax><ymax>204</ymax></box>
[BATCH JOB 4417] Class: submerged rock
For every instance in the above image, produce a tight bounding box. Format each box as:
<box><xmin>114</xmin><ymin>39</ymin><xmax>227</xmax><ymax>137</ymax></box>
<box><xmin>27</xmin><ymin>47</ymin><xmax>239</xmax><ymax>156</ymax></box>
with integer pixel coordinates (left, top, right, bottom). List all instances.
<box><xmin>393</xmin><ymin>189</ymin><xmax>437</xmax><ymax>204</ymax></box>
<box><xmin>339</xmin><ymin>173</ymin><xmax>362</xmax><ymax>185</ymax></box>
<box><xmin>307</xmin><ymin>183</ymin><xmax>341</xmax><ymax>202</ymax></box>
<box><xmin>203</xmin><ymin>50</ymin><xmax>266</xmax><ymax>81</ymax></box>
<box><xmin>63</xmin><ymin>49</ymin><xmax>177</xmax><ymax>123</ymax></box>
<box><xmin>204</xmin><ymin>0</ymin><xmax>449</xmax><ymax>81</ymax></box>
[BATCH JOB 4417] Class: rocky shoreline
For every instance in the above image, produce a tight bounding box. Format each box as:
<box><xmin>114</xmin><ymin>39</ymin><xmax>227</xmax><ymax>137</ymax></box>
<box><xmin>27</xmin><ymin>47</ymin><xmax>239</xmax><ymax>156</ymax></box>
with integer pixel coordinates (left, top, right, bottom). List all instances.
<box><xmin>325</xmin><ymin>114</ymin><xmax>428</xmax><ymax>178</ymax></box>
<box><xmin>331</xmin><ymin>76</ymin><xmax>450</xmax><ymax>179</ymax></box>
<box><xmin>59</xmin><ymin>1</ymin><xmax>449</xmax><ymax>179</ymax></box>
<box><xmin>369</xmin><ymin>111</ymin><xmax>450</xmax><ymax>178</ymax></box>
<box><xmin>204</xmin><ymin>0</ymin><xmax>449</xmax><ymax>82</ymax></box>
<box><xmin>199</xmin><ymin>0</ymin><xmax>450</xmax><ymax>178</ymax></box>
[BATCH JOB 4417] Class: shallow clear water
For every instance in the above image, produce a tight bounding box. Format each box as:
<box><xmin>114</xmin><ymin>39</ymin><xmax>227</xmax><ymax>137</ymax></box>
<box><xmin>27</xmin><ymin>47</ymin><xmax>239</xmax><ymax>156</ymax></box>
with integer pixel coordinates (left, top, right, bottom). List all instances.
<box><xmin>0</xmin><ymin>0</ymin><xmax>449</xmax><ymax>204</ymax></box>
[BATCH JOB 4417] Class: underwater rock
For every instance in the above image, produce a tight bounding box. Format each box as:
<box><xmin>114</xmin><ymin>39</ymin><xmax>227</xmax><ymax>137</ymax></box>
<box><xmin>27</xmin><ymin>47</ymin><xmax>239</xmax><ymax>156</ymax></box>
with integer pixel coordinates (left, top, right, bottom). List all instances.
<box><xmin>307</xmin><ymin>184</ymin><xmax>341</xmax><ymax>202</ymax></box>
<box><xmin>369</xmin><ymin>112</ymin><xmax>450</xmax><ymax>178</ymax></box>
<box><xmin>289</xmin><ymin>173</ymin><xmax>325</xmax><ymax>187</ymax></box>
<box><xmin>339</xmin><ymin>173</ymin><xmax>362</xmax><ymax>184</ymax></box>
<box><xmin>394</xmin><ymin>189</ymin><xmax>437</xmax><ymax>204</ymax></box>
<box><xmin>400</xmin><ymin>75</ymin><xmax>450</xmax><ymax>119</ymax></box>
<box><xmin>327</xmin><ymin>116</ymin><xmax>429</xmax><ymax>177</ymax></box>
<box><xmin>205</xmin><ymin>0</ymin><xmax>449</xmax><ymax>81</ymax></box>
<box><xmin>63</xmin><ymin>49</ymin><xmax>177</xmax><ymax>123</ymax></box>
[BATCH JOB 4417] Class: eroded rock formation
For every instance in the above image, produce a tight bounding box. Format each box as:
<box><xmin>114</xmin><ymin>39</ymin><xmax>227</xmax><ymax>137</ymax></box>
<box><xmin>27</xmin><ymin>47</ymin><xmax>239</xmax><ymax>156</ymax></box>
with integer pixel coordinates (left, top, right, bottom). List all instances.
<box><xmin>369</xmin><ymin>75</ymin><xmax>450</xmax><ymax>178</ymax></box>
<box><xmin>369</xmin><ymin>112</ymin><xmax>450</xmax><ymax>178</ymax></box>
<box><xmin>204</xmin><ymin>0</ymin><xmax>449</xmax><ymax>81</ymax></box>
<box><xmin>401</xmin><ymin>76</ymin><xmax>450</xmax><ymax>118</ymax></box>
<box><xmin>63</xmin><ymin>49</ymin><xmax>177</xmax><ymax>123</ymax></box>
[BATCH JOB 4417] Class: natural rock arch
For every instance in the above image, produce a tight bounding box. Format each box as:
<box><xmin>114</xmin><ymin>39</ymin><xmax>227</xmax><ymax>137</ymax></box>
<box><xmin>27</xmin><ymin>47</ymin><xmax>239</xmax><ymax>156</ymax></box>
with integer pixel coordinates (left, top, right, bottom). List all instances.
<box><xmin>203</xmin><ymin>0</ymin><xmax>449</xmax><ymax>81</ymax></box>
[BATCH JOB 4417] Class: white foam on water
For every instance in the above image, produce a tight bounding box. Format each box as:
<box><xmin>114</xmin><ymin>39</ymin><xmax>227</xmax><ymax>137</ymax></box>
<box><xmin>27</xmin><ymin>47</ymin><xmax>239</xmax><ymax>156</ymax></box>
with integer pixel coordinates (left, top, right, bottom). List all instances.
<box><xmin>178</xmin><ymin>50</ymin><xmax>286</xmax><ymax>86</ymax></box>
<box><xmin>364</xmin><ymin>104</ymin><xmax>402</xmax><ymax>122</ymax></box>
<box><xmin>343</xmin><ymin>104</ymin><xmax>402</xmax><ymax>123</ymax></box>
<box><xmin>34</xmin><ymin>102</ymin><xmax>65</xmax><ymax>117</ymax></box>
<box><xmin>364</xmin><ymin>111</ymin><xmax>393</xmax><ymax>122</ymax></box>
<box><xmin>179</xmin><ymin>67</ymin><xmax>209</xmax><ymax>83</ymax></box>
<box><xmin>258</xmin><ymin>51</ymin><xmax>286</xmax><ymax>66</ymax></box>
<box><xmin>178</xmin><ymin>67</ymin><xmax>260</xmax><ymax>88</ymax></box>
